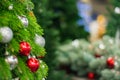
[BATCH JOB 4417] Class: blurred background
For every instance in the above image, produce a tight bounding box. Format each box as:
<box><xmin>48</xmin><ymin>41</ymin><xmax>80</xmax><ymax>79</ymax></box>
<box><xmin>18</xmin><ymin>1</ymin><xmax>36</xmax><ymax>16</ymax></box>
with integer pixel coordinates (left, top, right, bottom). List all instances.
<box><xmin>32</xmin><ymin>0</ymin><xmax>120</xmax><ymax>80</ymax></box>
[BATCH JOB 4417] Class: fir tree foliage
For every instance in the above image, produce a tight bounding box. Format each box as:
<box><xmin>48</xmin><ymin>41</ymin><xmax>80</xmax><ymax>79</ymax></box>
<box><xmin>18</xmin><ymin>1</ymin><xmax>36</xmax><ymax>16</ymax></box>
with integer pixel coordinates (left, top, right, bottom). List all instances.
<box><xmin>48</xmin><ymin>0</ymin><xmax>88</xmax><ymax>42</ymax></box>
<box><xmin>0</xmin><ymin>0</ymin><xmax>48</xmax><ymax>79</ymax></box>
<box><xmin>107</xmin><ymin>0</ymin><xmax>120</xmax><ymax>36</ymax></box>
<box><xmin>32</xmin><ymin>0</ymin><xmax>60</xmax><ymax>80</ymax></box>
<box><xmin>55</xmin><ymin>35</ymin><xmax>120</xmax><ymax>79</ymax></box>
<box><xmin>33</xmin><ymin>0</ymin><xmax>88</xmax><ymax>80</ymax></box>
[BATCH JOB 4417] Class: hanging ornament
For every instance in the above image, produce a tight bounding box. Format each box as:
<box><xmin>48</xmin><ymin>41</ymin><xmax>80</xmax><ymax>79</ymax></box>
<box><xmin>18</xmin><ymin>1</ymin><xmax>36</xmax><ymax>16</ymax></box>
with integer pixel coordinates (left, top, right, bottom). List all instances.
<box><xmin>0</xmin><ymin>27</ymin><xmax>13</xmax><ymax>43</ymax></box>
<box><xmin>87</xmin><ymin>72</ymin><xmax>95</xmax><ymax>79</ymax></box>
<box><xmin>107</xmin><ymin>57</ymin><xmax>114</xmax><ymax>68</ymax></box>
<box><xmin>18</xmin><ymin>15</ymin><xmax>29</xmax><ymax>27</ymax></box>
<box><xmin>71</xmin><ymin>39</ymin><xmax>79</xmax><ymax>48</ymax></box>
<box><xmin>94</xmin><ymin>53</ymin><xmax>101</xmax><ymax>58</ymax></box>
<box><xmin>8</xmin><ymin>4</ymin><xmax>13</xmax><ymax>10</ymax></box>
<box><xmin>12</xmin><ymin>77</ymin><xmax>19</xmax><ymax>80</ymax></box>
<box><xmin>34</xmin><ymin>34</ymin><xmax>45</xmax><ymax>47</ymax></box>
<box><xmin>4</xmin><ymin>50</ymin><xmax>10</xmax><ymax>56</ymax></box>
<box><xmin>5</xmin><ymin>55</ymin><xmax>18</xmax><ymax>70</ymax></box>
<box><xmin>27</xmin><ymin>57</ymin><xmax>40</xmax><ymax>72</ymax></box>
<box><xmin>42</xmin><ymin>78</ymin><xmax>45</xmax><ymax>80</ymax></box>
<box><xmin>19</xmin><ymin>41</ymin><xmax>31</xmax><ymax>56</ymax></box>
<box><xmin>99</xmin><ymin>43</ymin><xmax>105</xmax><ymax>50</ymax></box>
<box><xmin>114</xmin><ymin>7</ymin><xmax>120</xmax><ymax>14</ymax></box>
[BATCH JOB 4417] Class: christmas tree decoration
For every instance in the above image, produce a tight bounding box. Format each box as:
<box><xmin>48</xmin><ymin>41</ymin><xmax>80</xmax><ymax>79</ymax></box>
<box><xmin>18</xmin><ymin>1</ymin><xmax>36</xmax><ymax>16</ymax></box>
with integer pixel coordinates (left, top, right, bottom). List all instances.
<box><xmin>5</xmin><ymin>55</ymin><xmax>18</xmax><ymax>70</ymax></box>
<box><xmin>114</xmin><ymin>7</ymin><xmax>120</xmax><ymax>14</ymax></box>
<box><xmin>97</xmin><ymin>15</ymin><xmax>107</xmax><ymax>38</ymax></box>
<box><xmin>12</xmin><ymin>77</ymin><xmax>19</xmax><ymax>80</ymax></box>
<box><xmin>8</xmin><ymin>4</ymin><xmax>13</xmax><ymax>10</ymax></box>
<box><xmin>98</xmin><ymin>43</ymin><xmax>105</xmax><ymax>50</ymax></box>
<box><xmin>87</xmin><ymin>72</ymin><xmax>95</xmax><ymax>79</ymax></box>
<box><xmin>4</xmin><ymin>50</ymin><xmax>10</xmax><ymax>56</ymax></box>
<box><xmin>71</xmin><ymin>39</ymin><xmax>79</xmax><ymax>48</ymax></box>
<box><xmin>0</xmin><ymin>27</ymin><xmax>13</xmax><ymax>43</ymax></box>
<box><xmin>94</xmin><ymin>53</ymin><xmax>101</xmax><ymax>58</ymax></box>
<box><xmin>0</xmin><ymin>0</ymin><xmax>48</xmax><ymax>79</ymax></box>
<box><xmin>34</xmin><ymin>34</ymin><xmax>45</xmax><ymax>47</ymax></box>
<box><xmin>107</xmin><ymin>57</ymin><xmax>114</xmax><ymax>68</ymax></box>
<box><xmin>89</xmin><ymin>15</ymin><xmax>107</xmax><ymax>42</ymax></box>
<box><xmin>19</xmin><ymin>41</ymin><xmax>31</xmax><ymax>56</ymax></box>
<box><xmin>18</xmin><ymin>15</ymin><xmax>29</xmax><ymax>27</ymax></box>
<box><xmin>27</xmin><ymin>57</ymin><xmax>40</xmax><ymax>72</ymax></box>
<box><xmin>42</xmin><ymin>78</ymin><xmax>45</xmax><ymax>80</ymax></box>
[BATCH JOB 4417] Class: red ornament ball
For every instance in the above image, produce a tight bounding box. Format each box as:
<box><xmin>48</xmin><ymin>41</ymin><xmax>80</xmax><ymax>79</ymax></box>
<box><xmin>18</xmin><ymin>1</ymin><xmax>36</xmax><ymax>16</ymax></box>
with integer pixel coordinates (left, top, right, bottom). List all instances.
<box><xmin>107</xmin><ymin>57</ymin><xmax>114</xmax><ymax>68</ymax></box>
<box><xmin>88</xmin><ymin>72</ymin><xmax>95</xmax><ymax>79</ymax></box>
<box><xmin>27</xmin><ymin>57</ymin><xmax>40</xmax><ymax>72</ymax></box>
<box><xmin>19</xmin><ymin>41</ymin><xmax>31</xmax><ymax>56</ymax></box>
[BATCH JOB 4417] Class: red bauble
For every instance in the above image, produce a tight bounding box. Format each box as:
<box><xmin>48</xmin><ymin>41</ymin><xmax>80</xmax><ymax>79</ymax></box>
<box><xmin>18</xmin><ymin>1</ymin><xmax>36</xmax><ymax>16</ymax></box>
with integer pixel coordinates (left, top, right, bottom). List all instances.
<box><xmin>107</xmin><ymin>57</ymin><xmax>114</xmax><ymax>68</ymax></box>
<box><xmin>19</xmin><ymin>41</ymin><xmax>31</xmax><ymax>56</ymax></box>
<box><xmin>27</xmin><ymin>57</ymin><xmax>40</xmax><ymax>72</ymax></box>
<box><xmin>88</xmin><ymin>72</ymin><xmax>95</xmax><ymax>79</ymax></box>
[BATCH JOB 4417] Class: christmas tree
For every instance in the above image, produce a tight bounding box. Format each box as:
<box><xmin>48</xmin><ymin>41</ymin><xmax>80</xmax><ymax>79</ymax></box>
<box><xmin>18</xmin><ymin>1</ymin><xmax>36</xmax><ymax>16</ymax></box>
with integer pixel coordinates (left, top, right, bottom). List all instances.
<box><xmin>55</xmin><ymin>1</ymin><xmax>120</xmax><ymax>79</ymax></box>
<box><xmin>0</xmin><ymin>0</ymin><xmax>48</xmax><ymax>79</ymax></box>
<box><xmin>55</xmin><ymin>35</ymin><xmax>120</xmax><ymax>80</ymax></box>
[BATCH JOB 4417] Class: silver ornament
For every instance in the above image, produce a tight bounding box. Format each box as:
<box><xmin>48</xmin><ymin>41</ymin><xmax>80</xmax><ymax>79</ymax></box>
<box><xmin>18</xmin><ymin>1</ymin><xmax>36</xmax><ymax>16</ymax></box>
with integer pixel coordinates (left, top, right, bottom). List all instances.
<box><xmin>5</xmin><ymin>51</ymin><xmax>10</xmax><ymax>56</ymax></box>
<box><xmin>0</xmin><ymin>27</ymin><xmax>13</xmax><ymax>43</ymax></box>
<box><xmin>39</xmin><ymin>60</ymin><xmax>43</xmax><ymax>63</ymax></box>
<box><xmin>42</xmin><ymin>78</ymin><xmax>45</xmax><ymax>80</ymax></box>
<box><xmin>18</xmin><ymin>15</ymin><xmax>29</xmax><ymax>27</ymax></box>
<box><xmin>99</xmin><ymin>43</ymin><xmax>105</xmax><ymax>50</ymax></box>
<box><xmin>12</xmin><ymin>77</ymin><xmax>19</xmax><ymax>80</ymax></box>
<box><xmin>115</xmin><ymin>7</ymin><xmax>120</xmax><ymax>14</ymax></box>
<box><xmin>72</xmin><ymin>39</ymin><xmax>79</xmax><ymax>48</ymax></box>
<box><xmin>8</xmin><ymin>4</ymin><xmax>13</xmax><ymax>10</ymax></box>
<box><xmin>5</xmin><ymin>55</ymin><xmax>18</xmax><ymax>70</ymax></box>
<box><xmin>35</xmin><ymin>34</ymin><xmax>45</xmax><ymax>47</ymax></box>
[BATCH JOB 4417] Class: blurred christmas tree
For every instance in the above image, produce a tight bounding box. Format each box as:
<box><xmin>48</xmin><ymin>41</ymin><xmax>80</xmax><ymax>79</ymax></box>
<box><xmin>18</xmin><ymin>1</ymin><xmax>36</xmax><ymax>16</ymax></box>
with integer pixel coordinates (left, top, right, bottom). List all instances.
<box><xmin>0</xmin><ymin>0</ymin><xmax>48</xmax><ymax>80</ymax></box>
<box><xmin>33</xmin><ymin>0</ymin><xmax>88</xmax><ymax>80</ymax></box>
<box><xmin>55</xmin><ymin>1</ymin><xmax>120</xmax><ymax>79</ymax></box>
<box><xmin>56</xmin><ymin>35</ymin><xmax>120</xmax><ymax>80</ymax></box>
